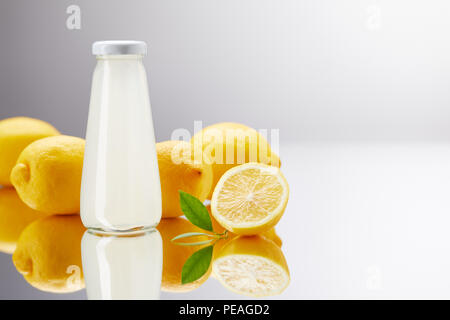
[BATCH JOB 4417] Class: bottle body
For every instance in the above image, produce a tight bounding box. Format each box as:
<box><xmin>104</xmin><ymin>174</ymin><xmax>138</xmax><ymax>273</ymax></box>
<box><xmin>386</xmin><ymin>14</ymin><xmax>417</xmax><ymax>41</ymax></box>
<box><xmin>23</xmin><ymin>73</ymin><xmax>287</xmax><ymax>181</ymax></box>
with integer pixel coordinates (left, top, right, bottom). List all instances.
<box><xmin>81</xmin><ymin>54</ymin><xmax>161</xmax><ymax>231</ymax></box>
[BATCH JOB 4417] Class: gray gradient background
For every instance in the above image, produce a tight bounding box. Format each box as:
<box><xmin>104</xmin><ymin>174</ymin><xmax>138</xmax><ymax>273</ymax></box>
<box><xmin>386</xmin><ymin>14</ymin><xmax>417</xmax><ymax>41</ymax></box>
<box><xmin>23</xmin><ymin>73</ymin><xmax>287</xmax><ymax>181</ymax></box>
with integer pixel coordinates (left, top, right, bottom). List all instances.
<box><xmin>1</xmin><ymin>0</ymin><xmax>450</xmax><ymax>299</ymax></box>
<box><xmin>2</xmin><ymin>0</ymin><xmax>450</xmax><ymax>142</ymax></box>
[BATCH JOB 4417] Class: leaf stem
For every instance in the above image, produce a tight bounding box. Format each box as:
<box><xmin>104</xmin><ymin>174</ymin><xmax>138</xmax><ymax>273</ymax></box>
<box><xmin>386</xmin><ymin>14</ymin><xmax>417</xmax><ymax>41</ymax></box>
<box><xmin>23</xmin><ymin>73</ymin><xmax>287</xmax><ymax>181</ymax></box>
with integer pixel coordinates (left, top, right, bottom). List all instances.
<box><xmin>171</xmin><ymin>230</ymin><xmax>229</xmax><ymax>246</ymax></box>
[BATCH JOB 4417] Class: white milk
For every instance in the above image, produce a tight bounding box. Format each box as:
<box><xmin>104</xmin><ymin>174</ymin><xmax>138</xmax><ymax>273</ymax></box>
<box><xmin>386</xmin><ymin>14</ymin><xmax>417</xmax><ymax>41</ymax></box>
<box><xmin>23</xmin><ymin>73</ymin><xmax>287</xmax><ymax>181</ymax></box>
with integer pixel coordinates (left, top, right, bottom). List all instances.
<box><xmin>81</xmin><ymin>229</ymin><xmax>162</xmax><ymax>300</ymax></box>
<box><xmin>81</xmin><ymin>41</ymin><xmax>161</xmax><ymax>231</ymax></box>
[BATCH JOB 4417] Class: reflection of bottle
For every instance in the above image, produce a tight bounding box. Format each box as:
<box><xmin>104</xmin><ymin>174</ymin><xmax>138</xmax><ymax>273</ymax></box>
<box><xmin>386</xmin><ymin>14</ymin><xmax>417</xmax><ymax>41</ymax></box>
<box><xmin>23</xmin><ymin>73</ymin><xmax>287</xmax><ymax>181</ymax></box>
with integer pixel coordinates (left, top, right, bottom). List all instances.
<box><xmin>81</xmin><ymin>229</ymin><xmax>162</xmax><ymax>300</ymax></box>
<box><xmin>81</xmin><ymin>41</ymin><xmax>161</xmax><ymax>232</ymax></box>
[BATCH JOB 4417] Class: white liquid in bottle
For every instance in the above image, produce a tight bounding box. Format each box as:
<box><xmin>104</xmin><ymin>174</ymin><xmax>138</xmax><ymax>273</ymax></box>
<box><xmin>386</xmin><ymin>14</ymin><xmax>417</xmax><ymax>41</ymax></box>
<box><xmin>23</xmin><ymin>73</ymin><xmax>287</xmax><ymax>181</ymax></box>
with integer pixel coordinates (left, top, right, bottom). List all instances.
<box><xmin>81</xmin><ymin>229</ymin><xmax>162</xmax><ymax>300</ymax></box>
<box><xmin>81</xmin><ymin>41</ymin><xmax>161</xmax><ymax>232</ymax></box>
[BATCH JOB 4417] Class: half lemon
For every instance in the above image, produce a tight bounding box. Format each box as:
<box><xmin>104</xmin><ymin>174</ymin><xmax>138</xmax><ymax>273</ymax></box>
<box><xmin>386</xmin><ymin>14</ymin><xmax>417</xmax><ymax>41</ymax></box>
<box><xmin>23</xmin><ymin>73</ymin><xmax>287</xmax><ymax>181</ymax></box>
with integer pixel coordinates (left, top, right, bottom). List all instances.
<box><xmin>211</xmin><ymin>162</ymin><xmax>289</xmax><ymax>235</ymax></box>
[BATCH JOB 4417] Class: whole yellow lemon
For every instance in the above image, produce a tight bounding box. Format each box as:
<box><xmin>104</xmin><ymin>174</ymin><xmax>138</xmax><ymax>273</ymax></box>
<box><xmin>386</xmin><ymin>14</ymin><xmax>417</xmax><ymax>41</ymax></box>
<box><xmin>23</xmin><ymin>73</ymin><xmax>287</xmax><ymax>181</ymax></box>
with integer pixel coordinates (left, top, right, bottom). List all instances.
<box><xmin>0</xmin><ymin>188</ymin><xmax>48</xmax><ymax>254</ymax></box>
<box><xmin>10</xmin><ymin>135</ymin><xmax>85</xmax><ymax>214</ymax></box>
<box><xmin>0</xmin><ymin>117</ymin><xmax>59</xmax><ymax>186</ymax></box>
<box><xmin>157</xmin><ymin>217</ymin><xmax>212</xmax><ymax>292</ymax></box>
<box><xmin>12</xmin><ymin>215</ymin><xmax>85</xmax><ymax>293</ymax></box>
<box><xmin>191</xmin><ymin>122</ymin><xmax>280</xmax><ymax>199</ymax></box>
<box><xmin>157</xmin><ymin>140</ymin><xmax>213</xmax><ymax>218</ymax></box>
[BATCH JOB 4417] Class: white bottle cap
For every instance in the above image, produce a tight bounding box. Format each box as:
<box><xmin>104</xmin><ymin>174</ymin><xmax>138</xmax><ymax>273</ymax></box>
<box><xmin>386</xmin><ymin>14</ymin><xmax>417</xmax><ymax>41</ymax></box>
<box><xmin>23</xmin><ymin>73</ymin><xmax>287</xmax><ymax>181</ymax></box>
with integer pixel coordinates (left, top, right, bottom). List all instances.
<box><xmin>92</xmin><ymin>41</ymin><xmax>147</xmax><ymax>56</ymax></box>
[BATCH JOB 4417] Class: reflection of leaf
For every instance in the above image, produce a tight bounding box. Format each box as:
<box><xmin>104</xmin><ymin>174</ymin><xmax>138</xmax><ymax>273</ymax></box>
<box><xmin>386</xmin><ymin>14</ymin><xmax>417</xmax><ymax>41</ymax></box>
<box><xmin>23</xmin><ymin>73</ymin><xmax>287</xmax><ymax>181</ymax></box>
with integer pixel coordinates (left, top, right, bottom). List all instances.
<box><xmin>181</xmin><ymin>245</ymin><xmax>213</xmax><ymax>284</ymax></box>
<box><xmin>179</xmin><ymin>190</ymin><xmax>213</xmax><ymax>231</ymax></box>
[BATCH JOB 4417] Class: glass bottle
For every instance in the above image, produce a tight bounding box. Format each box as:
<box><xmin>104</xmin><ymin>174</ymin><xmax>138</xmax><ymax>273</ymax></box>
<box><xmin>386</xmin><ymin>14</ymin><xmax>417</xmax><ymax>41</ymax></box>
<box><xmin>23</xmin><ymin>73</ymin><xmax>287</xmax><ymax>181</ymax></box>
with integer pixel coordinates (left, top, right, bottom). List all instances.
<box><xmin>81</xmin><ymin>41</ymin><xmax>161</xmax><ymax>232</ymax></box>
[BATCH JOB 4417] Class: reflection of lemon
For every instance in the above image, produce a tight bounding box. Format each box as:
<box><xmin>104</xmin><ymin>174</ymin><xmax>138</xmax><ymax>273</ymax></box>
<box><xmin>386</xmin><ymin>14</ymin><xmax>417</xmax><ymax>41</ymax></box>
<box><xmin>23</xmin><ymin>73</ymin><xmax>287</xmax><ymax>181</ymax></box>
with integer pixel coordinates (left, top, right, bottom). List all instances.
<box><xmin>0</xmin><ymin>188</ymin><xmax>48</xmax><ymax>254</ymax></box>
<box><xmin>12</xmin><ymin>215</ymin><xmax>85</xmax><ymax>293</ymax></box>
<box><xmin>10</xmin><ymin>135</ymin><xmax>85</xmax><ymax>214</ymax></box>
<box><xmin>0</xmin><ymin>117</ymin><xmax>59</xmax><ymax>186</ymax></box>
<box><xmin>207</xmin><ymin>205</ymin><xmax>282</xmax><ymax>252</ymax></box>
<box><xmin>208</xmin><ymin>204</ymin><xmax>283</xmax><ymax>283</ymax></box>
<box><xmin>157</xmin><ymin>141</ymin><xmax>213</xmax><ymax>217</ymax></box>
<box><xmin>213</xmin><ymin>235</ymin><xmax>290</xmax><ymax>297</ymax></box>
<box><xmin>261</xmin><ymin>228</ymin><xmax>282</xmax><ymax>247</ymax></box>
<box><xmin>191</xmin><ymin>122</ymin><xmax>280</xmax><ymax>199</ymax></box>
<box><xmin>211</xmin><ymin>163</ymin><xmax>289</xmax><ymax>235</ymax></box>
<box><xmin>157</xmin><ymin>218</ymin><xmax>211</xmax><ymax>292</ymax></box>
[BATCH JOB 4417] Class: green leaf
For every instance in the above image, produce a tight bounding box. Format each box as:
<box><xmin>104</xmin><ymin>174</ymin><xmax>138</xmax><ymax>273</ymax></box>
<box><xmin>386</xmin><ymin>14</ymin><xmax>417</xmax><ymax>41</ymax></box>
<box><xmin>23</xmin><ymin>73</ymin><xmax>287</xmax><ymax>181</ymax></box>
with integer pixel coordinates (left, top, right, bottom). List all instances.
<box><xmin>179</xmin><ymin>190</ymin><xmax>213</xmax><ymax>232</ymax></box>
<box><xmin>181</xmin><ymin>245</ymin><xmax>213</xmax><ymax>284</ymax></box>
